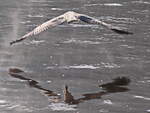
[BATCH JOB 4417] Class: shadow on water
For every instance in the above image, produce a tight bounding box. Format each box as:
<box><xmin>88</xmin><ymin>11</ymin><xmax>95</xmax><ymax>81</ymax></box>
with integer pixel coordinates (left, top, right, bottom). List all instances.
<box><xmin>9</xmin><ymin>68</ymin><xmax>130</xmax><ymax>105</ymax></box>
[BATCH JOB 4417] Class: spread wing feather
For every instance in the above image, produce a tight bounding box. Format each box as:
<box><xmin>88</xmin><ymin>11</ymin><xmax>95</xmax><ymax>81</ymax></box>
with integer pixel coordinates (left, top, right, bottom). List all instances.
<box><xmin>10</xmin><ymin>15</ymin><xmax>66</xmax><ymax>45</ymax></box>
<box><xmin>78</xmin><ymin>14</ymin><xmax>133</xmax><ymax>35</ymax></box>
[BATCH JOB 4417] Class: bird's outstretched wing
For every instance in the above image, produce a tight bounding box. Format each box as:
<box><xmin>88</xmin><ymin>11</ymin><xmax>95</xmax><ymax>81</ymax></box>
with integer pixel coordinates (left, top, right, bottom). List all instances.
<box><xmin>77</xmin><ymin>14</ymin><xmax>133</xmax><ymax>35</ymax></box>
<box><xmin>10</xmin><ymin>15</ymin><xmax>66</xmax><ymax>45</ymax></box>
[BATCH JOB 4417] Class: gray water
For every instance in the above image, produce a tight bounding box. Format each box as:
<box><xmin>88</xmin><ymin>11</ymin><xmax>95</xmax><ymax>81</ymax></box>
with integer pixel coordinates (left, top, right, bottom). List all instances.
<box><xmin>0</xmin><ymin>0</ymin><xmax>150</xmax><ymax>113</ymax></box>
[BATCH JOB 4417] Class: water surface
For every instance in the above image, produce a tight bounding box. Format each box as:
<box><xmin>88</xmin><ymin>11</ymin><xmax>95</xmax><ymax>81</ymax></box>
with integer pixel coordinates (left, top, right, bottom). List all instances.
<box><xmin>0</xmin><ymin>0</ymin><xmax>150</xmax><ymax>113</ymax></box>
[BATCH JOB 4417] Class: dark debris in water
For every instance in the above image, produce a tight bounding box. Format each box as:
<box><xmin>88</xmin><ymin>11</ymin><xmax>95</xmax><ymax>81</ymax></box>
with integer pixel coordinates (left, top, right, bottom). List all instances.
<box><xmin>8</xmin><ymin>68</ymin><xmax>130</xmax><ymax>105</ymax></box>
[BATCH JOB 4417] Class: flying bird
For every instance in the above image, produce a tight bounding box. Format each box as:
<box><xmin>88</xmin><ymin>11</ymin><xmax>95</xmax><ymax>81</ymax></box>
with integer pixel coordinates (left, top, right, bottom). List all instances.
<box><xmin>10</xmin><ymin>11</ymin><xmax>133</xmax><ymax>45</ymax></box>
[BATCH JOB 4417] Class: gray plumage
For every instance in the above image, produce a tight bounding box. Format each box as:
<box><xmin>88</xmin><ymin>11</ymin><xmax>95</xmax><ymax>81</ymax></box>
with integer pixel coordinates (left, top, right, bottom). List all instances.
<box><xmin>10</xmin><ymin>11</ymin><xmax>133</xmax><ymax>45</ymax></box>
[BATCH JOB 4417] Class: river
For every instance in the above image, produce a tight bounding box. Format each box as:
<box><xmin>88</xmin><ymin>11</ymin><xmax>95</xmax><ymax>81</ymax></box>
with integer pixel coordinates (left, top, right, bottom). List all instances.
<box><xmin>0</xmin><ymin>0</ymin><xmax>150</xmax><ymax>113</ymax></box>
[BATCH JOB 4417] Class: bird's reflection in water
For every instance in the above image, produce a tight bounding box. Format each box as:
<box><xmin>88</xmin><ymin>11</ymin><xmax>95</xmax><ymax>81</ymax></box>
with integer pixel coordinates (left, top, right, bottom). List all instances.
<box><xmin>9</xmin><ymin>68</ymin><xmax>130</xmax><ymax>105</ymax></box>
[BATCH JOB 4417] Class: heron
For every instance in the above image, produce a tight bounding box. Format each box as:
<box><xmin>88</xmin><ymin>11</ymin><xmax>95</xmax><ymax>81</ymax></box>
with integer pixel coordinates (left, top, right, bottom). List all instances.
<box><xmin>10</xmin><ymin>11</ymin><xmax>133</xmax><ymax>45</ymax></box>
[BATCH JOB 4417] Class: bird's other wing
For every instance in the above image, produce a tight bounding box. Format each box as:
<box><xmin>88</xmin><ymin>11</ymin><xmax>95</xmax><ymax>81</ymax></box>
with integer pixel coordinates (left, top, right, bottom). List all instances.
<box><xmin>77</xmin><ymin>14</ymin><xmax>133</xmax><ymax>35</ymax></box>
<box><xmin>10</xmin><ymin>15</ymin><xmax>66</xmax><ymax>45</ymax></box>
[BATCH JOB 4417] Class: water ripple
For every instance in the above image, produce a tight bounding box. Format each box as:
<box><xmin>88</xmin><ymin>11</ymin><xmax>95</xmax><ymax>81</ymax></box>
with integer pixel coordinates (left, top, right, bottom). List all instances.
<box><xmin>0</xmin><ymin>102</ymin><xmax>33</xmax><ymax>112</ymax></box>
<box><xmin>84</xmin><ymin>3</ymin><xmax>123</xmax><ymax>7</ymax></box>
<box><xmin>131</xmin><ymin>1</ymin><xmax>150</xmax><ymax>5</ymax></box>
<box><xmin>133</xmin><ymin>95</ymin><xmax>150</xmax><ymax>101</ymax></box>
<box><xmin>46</xmin><ymin>64</ymin><xmax>100</xmax><ymax>70</ymax></box>
<box><xmin>27</xmin><ymin>14</ymin><xmax>44</xmax><ymax>18</ymax></box>
<box><xmin>102</xmin><ymin>17</ymin><xmax>137</xmax><ymax>24</ymax></box>
<box><xmin>61</xmin><ymin>38</ymin><xmax>101</xmax><ymax>45</ymax></box>
<box><xmin>138</xmin><ymin>77</ymin><xmax>150</xmax><ymax>84</ymax></box>
<box><xmin>49</xmin><ymin>103</ymin><xmax>77</xmax><ymax>111</ymax></box>
<box><xmin>128</xmin><ymin>9</ymin><xmax>150</xmax><ymax>15</ymax></box>
<box><xmin>46</xmin><ymin>63</ymin><xmax>120</xmax><ymax>70</ymax></box>
<box><xmin>0</xmin><ymin>100</ymin><xmax>7</xmax><ymax>104</ymax></box>
<box><xmin>24</xmin><ymin>40</ymin><xmax>46</xmax><ymax>45</ymax></box>
<box><xmin>103</xmin><ymin>3</ymin><xmax>123</xmax><ymax>6</ymax></box>
<box><xmin>30</xmin><ymin>0</ymin><xmax>53</xmax><ymax>3</ymax></box>
<box><xmin>51</xmin><ymin>8</ymin><xmax>64</xmax><ymax>11</ymax></box>
<box><xmin>147</xmin><ymin>109</ymin><xmax>150</xmax><ymax>112</ymax></box>
<box><xmin>99</xmin><ymin>109</ymin><xmax>109</xmax><ymax>113</ymax></box>
<box><xmin>101</xmin><ymin>62</ymin><xmax>121</xmax><ymax>69</ymax></box>
<box><xmin>20</xmin><ymin>20</ymin><xmax>31</xmax><ymax>24</ymax></box>
<box><xmin>119</xmin><ymin>44</ymin><xmax>135</xmax><ymax>49</ymax></box>
<box><xmin>103</xmin><ymin>99</ymin><xmax>113</xmax><ymax>105</ymax></box>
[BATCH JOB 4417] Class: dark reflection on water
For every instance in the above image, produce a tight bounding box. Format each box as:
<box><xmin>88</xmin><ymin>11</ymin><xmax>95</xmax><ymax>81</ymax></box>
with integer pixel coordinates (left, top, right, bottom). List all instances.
<box><xmin>9</xmin><ymin>68</ymin><xmax>130</xmax><ymax>105</ymax></box>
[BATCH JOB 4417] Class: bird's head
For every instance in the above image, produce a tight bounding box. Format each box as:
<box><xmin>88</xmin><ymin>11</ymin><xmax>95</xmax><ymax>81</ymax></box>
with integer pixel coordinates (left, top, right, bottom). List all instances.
<box><xmin>64</xmin><ymin>11</ymin><xmax>79</xmax><ymax>23</ymax></box>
